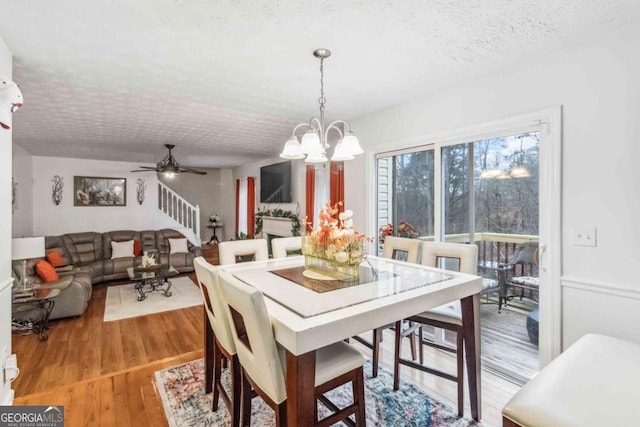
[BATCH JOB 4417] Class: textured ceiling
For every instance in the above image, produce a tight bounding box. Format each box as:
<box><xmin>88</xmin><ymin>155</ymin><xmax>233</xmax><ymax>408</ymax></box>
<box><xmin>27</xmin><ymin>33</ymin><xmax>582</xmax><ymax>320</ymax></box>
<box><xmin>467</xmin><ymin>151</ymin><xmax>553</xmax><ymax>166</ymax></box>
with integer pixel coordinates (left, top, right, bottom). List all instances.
<box><xmin>1</xmin><ymin>0</ymin><xmax>639</xmax><ymax>168</ymax></box>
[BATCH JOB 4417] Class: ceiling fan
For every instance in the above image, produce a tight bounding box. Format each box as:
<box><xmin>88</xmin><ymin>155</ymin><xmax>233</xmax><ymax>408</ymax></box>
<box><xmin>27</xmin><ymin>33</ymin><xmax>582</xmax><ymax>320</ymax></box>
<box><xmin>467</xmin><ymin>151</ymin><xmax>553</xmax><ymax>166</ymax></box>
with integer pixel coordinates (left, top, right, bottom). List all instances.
<box><xmin>131</xmin><ymin>144</ymin><xmax>207</xmax><ymax>176</ymax></box>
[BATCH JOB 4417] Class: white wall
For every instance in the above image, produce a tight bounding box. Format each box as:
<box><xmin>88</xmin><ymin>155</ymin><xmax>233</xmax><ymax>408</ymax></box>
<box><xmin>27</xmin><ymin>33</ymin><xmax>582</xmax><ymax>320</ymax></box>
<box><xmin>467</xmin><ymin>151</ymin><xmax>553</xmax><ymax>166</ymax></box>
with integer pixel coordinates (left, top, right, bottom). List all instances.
<box><xmin>11</xmin><ymin>144</ymin><xmax>33</xmax><ymax>237</ymax></box>
<box><xmin>345</xmin><ymin>24</ymin><xmax>640</xmax><ymax>349</ymax></box>
<box><xmin>233</xmin><ymin>156</ymin><xmax>306</xmax><ymax>236</ymax></box>
<box><xmin>0</xmin><ymin>35</ymin><xmax>14</xmax><ymax>405</ymax></box>
<box><xmin>31</xmin><ymin>156</ymin><xmax>184</xmax><ymax>236</ymax></box>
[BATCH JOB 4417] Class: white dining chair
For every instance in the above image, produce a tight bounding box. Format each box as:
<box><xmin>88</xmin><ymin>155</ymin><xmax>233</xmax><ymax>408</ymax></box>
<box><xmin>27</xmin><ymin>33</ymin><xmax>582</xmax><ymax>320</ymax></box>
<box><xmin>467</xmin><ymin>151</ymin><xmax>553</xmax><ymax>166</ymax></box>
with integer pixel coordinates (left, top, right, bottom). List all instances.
<box><xmin>218</xmin><ymin>270</ymin><xmax>366</xmax><ymax>426</ymax></box>
<box><xmin>353</xmin><ymin>236</ymin><xmax>421</xmax><ymax>377</ymax></box>
<box><xmin>393</xmin><ymin>241</ymin><xmax>478</xmax><ymax>417</ymax></box>
<box><xmin>271</xmin><ymin>236</ymin><xmax>302</xmax><ymax>258</ymax></box>
<box><xmin>218</xmin><ymin>239</ymin><xmax>268</xmax><ymax>265</ymax></box>
<box><xmin>193</xmin><ymin>257</ymin><xmax>240</xmax><ymax>426</ymax></box>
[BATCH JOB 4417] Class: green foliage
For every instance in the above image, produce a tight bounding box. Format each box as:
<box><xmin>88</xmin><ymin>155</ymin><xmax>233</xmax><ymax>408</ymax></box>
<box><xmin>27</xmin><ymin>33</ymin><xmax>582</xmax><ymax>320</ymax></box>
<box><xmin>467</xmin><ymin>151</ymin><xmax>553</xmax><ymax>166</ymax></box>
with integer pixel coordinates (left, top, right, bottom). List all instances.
<box><xmin>255</xmin><ymin>209</ymin><xmax>302</xmax><ymax>236</ymax></box>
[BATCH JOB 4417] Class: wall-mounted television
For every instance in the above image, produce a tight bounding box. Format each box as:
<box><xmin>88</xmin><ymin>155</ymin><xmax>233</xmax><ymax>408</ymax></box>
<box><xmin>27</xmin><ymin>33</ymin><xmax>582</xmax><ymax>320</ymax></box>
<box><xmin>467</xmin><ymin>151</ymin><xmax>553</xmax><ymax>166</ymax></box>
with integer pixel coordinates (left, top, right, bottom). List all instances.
<box><xmin>260</xmin><ymin>161</ymin><xmax>292</xmax><ymax>203</ymax></box>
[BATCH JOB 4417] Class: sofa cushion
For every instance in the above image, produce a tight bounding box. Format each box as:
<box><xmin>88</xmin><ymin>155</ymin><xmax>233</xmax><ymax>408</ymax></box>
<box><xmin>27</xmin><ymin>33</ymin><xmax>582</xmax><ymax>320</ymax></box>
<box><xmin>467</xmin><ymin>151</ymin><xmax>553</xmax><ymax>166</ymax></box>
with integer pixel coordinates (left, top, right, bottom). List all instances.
<box><xmin>111</xmin><ymin>240</ymin><xmax>135</xmax><ymax>259</ymax></box>
<box><xmin>63</xmin><ymin>232</ymin><xmax>102</xmax><ymax>264</ymax></box>
<box><xmin>46</xmin><ymin>250</ymin><xmax>65</xmax><ymax>267</ymax></box>
<box><xmin>35</xmin><ymin>260</ymin><xmax>59</xmax><ymax>283</ymax></box>
<box><xmin>44</xmin><ymin>236</ymin><xmax>73</xmax><ymax>267</ymax></box>
<box><xmin>169</xmin><ymin>237</ymin><xmax>189</xmax><ymax>254</ymax></box>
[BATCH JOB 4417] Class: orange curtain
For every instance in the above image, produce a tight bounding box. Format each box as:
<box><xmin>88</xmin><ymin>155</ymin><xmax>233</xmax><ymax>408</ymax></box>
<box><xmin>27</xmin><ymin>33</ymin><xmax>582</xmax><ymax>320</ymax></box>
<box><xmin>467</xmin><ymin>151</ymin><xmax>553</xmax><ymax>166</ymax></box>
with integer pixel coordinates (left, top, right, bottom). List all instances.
<box><xmin>247</xmin><ymin>177</ymin><xmax>256</xmax><ymax>237</ymax></box>
<box><xmin>330</xmin><ymin>161</ymin><xmax>345</xmax><ymax>215</ymax></box>
<box><xmin>305</xmin><ymin>165</ymin><xmax>315</xmax><ymax>231</ymax></box>
<box><xmin>235</xmin><ymin>179</ymin><xmax>240</xmax><ymax>237</ymax></box>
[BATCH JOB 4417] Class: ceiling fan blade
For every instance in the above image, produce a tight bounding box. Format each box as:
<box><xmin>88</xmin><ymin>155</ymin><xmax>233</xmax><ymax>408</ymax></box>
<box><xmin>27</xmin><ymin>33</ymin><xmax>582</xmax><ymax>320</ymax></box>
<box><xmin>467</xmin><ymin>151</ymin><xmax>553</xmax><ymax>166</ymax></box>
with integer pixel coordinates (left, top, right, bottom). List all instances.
<box><xmin>130</xmin><ymin>169</ymin><xmax>159</xmax><ymax>172</ymax></box>
<box><xmin>135</xmin><ymin>166</ymin><xmax>159</xmax><ymax>170</ymax></box>
<box><xmin>178</xmin><ymin>167</ymin><xmax>208</xmax><ymax>175</ymax></box>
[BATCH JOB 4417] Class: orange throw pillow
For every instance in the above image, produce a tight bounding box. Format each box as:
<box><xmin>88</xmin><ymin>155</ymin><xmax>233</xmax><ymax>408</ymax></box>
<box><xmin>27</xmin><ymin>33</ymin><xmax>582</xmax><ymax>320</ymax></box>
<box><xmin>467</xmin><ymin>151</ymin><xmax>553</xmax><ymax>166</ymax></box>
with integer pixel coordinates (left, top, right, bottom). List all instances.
<box><xmin>46</xmin><ymin>250</ymin><xmax>64</xmax><ymax>267</ymax></box>
<box><xmin>133</xmin><ymin>240</ymin><xmax>141</xmax><ymax>257</ymax></box>
<box><xmin>35</xmin><ymin>260</ymin><xmax>59</xmax><ymax>283</ymax></box>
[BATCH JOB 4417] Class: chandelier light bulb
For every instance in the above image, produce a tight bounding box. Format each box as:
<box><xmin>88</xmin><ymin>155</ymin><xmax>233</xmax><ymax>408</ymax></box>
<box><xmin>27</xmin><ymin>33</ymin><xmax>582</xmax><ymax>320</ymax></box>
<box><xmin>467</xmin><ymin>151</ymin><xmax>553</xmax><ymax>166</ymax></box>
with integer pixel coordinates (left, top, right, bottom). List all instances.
<box><xmin>340</xmin><ymin>132</ymin><xmax>363</xmax><ymax>156</ymax></box>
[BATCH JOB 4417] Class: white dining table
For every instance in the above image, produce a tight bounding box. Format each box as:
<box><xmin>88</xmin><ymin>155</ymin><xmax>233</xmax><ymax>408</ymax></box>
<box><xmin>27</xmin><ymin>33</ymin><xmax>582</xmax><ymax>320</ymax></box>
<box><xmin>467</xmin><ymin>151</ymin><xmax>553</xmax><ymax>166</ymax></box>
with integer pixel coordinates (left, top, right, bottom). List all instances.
<box><xmin>217</xmin><ymin>255</ymin><xmax>483</xmax><ymax>426</ymax></box>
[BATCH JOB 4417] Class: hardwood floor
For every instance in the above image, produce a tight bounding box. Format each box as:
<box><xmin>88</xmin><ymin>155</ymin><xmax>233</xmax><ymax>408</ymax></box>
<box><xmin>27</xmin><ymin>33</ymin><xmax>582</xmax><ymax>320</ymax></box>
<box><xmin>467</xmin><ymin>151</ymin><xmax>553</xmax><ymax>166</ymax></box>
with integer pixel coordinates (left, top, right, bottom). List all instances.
<box><xmin>12</xmin><ymin>262</ymin><xmax>520</xmax><ymax>426</ymax></box>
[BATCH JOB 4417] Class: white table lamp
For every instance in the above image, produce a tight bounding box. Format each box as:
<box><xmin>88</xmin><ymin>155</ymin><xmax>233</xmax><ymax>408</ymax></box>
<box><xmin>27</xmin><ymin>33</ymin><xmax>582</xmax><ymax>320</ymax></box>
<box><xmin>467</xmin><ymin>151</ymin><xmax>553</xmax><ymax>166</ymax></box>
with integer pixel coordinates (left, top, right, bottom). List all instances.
<box><xmin>12</xmin><ymin>237</ymin><xmax>45</xmax><ymax>291</ymax></box>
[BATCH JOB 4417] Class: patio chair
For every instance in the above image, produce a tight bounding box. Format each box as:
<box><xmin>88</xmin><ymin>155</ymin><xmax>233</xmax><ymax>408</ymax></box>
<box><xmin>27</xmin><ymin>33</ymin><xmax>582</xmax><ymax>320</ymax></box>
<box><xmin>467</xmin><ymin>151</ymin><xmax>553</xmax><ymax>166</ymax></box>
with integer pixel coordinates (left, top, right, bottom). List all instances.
<box><xmin>508</xmin><ymin>242</ymin><xmax>539</xmax><ymax>302</ymax></box>
<box><xmin>393</xmin><ymin>241</ymin><xmax>478</xmax><ymax>417</ymax></box>
<box><xmin>218</xmin><ymin>239</ymin><xmax>268</xmax><ymax>265</ymax></box>
<box><xmin>353</xmin><ymin>236</ymin><xmax>421</xmax><ymax>377</ymax></box>
<box><xmin>218</xmin><ymin>270</ymin><xmax>366</xmax><ymax>426</ymax></box>
<box><xmin>271</xmin><ymin>236</ymin><xmax>302</xmax><ymax>258</ymax></box>
<box><xmin>193</xmin><ymin>257</ymin><xmax>240</xmax><ymax>426</ymax></box>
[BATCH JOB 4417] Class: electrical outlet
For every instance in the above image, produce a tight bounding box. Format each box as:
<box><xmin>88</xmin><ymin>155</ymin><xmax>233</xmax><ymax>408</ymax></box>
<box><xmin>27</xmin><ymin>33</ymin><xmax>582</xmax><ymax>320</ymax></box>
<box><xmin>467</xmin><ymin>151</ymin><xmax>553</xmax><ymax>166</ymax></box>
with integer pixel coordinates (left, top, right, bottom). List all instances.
<box><xmin>572</xmin><ymin>226</ymin><xmax>597</xmax><ymax>247</ymax></box>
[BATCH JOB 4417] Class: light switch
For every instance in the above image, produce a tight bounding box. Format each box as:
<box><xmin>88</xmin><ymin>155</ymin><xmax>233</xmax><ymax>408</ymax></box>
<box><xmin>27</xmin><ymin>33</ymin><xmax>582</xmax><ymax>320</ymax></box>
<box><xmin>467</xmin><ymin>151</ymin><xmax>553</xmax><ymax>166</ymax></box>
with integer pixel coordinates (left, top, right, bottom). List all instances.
<box><xmin>572</xmin><ymin>226</ymin><xmax>597</xmax><ymax>247</ymax></box>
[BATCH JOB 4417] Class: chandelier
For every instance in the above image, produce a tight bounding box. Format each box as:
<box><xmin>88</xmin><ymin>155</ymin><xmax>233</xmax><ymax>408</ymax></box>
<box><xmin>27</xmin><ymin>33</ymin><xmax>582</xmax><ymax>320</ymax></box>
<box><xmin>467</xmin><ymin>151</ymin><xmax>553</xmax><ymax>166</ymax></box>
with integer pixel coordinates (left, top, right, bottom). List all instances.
<box><xmin>280</xmin><ymin>49</ymin><xmax>363</xmax><ymax>163</ymax></box>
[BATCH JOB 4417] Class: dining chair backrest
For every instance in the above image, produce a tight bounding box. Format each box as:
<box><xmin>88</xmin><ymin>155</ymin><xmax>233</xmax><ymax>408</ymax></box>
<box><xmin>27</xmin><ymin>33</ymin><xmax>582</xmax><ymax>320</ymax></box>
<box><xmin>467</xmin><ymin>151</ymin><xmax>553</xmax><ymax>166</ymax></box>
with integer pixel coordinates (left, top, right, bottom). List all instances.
<box><xmin>218</xmin><ymin>270</ymin><xmax>287</xmax><ymax>404</ymax></box>
<box><xmin>218</xmin><ymin>239</ymin><xmax>269</xmax><ymax>265</ymax></box>
<box><xmin>420</xmin><ymin>241</ymin><xmax>478</xmax><ymax>274</ymax></box>
<box><xmin>271</xmin><ymin>236</ymin><xmax>302</xmax><ymax>259</ymax></box>
<box><xmin>193</xmin><ymin>257</ymin><xmax>236</xmax><ymax>355</ymax></box>
<box><xmin>382</xmin><ymin>236</ymin><xmax>421</xmax><ymax>263</ymax></box>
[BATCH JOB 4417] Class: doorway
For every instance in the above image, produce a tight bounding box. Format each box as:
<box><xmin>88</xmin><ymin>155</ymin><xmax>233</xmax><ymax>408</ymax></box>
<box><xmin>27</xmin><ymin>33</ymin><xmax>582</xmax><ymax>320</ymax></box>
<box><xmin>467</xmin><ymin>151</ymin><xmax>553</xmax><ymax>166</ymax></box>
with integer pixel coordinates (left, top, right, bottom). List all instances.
<box><xmin>373</xmin><ymin>107</ymin><xmax>561</xmax><ymax>383</ymax></box>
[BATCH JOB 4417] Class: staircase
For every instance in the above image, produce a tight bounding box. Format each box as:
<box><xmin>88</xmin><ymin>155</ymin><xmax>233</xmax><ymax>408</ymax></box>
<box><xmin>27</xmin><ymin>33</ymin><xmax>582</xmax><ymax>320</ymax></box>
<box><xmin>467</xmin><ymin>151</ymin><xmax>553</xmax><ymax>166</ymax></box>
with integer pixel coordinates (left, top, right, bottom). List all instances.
<box><xmin>157</xmin><ymin>181</ymin><xmax>201</xmax><ymax>245</ymax></box>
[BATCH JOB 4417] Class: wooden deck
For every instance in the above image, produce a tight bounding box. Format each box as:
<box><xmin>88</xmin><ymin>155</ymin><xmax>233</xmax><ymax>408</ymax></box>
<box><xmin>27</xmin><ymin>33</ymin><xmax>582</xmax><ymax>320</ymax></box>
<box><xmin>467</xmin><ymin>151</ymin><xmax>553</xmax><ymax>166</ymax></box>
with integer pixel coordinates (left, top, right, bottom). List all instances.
<box><xmin>480</xmin><ymin>301</ymin><xmax>539</xmax><ymax>382</ymax></box>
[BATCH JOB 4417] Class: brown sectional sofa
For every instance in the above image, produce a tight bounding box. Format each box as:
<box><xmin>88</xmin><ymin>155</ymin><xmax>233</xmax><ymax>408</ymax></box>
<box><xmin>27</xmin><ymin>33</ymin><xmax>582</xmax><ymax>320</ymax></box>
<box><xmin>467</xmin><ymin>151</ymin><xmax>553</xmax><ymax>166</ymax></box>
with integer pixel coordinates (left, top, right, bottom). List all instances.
<box><xmin>12</xmin><ymin>228</ymin><xmax>201</xmax><ymax>321</ymax></box>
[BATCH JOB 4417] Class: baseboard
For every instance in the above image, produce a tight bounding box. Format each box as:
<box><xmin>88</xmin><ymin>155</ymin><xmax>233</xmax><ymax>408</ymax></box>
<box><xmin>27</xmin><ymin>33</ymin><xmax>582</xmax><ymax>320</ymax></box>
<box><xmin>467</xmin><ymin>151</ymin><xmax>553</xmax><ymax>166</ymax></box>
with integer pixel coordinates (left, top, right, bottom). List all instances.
<box><xmin>1</xmin><ymin>389</ymin><xmax>15</xmax><ymax>405</ymax></box>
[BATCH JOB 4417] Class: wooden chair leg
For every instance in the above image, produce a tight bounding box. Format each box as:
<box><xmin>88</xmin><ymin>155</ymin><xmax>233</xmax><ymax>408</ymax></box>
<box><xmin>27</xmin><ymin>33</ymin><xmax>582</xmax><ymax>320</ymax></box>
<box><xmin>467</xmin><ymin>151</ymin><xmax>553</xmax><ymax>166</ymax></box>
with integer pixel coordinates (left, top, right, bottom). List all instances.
<box><xmin>241</xmin><ymin>370</ymin><xmax>252</xmax><ymax>427</ymax></box>
<box><xmin>212</xmin><ymin>343</ymin><xmax>222</xmax><ymax>411</ymax></box>
<box><xmin>372</xmin><ymin>327</ymin><xmax>382</xmax><ymax>377</ymax></box>
<box><xmin>354</xmin><ymin>367</ymin><xmax>366</xmax><ymax>425</ymax></box>
<box><xmin>456</xmin><ymin>331</ymin><xmax>464</xmax><ymax>417</ymax></box>
<box><xmin>231</xmin><ymin>357</ymin><xmax>241</xmax><ymax>427</ymax></box>
<box><xmin>419</xmin><ymin>326</ymin><xmax>424</xmax><ymax>365</ymax></box>
<box><xmin>409</xmin><ymin>326</ymin><xmax>417</xmax><ymax>361</ymax></box>
<box><xmin>275</xmin><ymin>401</ymin><xmax>287</xmax><ymax>427</ymax></box>
<box><xmin>393</xmin><ymin>320</ymin><xmax>402</xmax><ymax>391</ymax></box>
<box><xmin>205</xmin><ymin>313</ymin><xmax>214</xmax><ymax>394</ymax></box>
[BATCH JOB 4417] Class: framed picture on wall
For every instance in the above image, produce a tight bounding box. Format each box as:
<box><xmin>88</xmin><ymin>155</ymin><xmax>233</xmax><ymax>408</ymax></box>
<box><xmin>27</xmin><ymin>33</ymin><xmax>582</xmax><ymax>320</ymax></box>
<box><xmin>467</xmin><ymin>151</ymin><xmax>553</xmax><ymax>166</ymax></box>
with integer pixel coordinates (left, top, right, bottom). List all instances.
<box><xmin>74</xmin><ymin>176</ymin><xmax>126</xmax><ymax>207</ymax></box>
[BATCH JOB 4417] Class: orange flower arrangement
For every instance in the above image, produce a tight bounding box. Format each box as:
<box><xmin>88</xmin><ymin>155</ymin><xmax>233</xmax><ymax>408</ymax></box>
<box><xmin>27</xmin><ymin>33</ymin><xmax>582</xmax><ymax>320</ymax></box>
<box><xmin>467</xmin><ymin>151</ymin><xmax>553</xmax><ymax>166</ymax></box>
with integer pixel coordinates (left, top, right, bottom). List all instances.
<box><xmin>303</xmin><ymin>202</ymin><xmax>373</xmax><ymax>266</ymax></box>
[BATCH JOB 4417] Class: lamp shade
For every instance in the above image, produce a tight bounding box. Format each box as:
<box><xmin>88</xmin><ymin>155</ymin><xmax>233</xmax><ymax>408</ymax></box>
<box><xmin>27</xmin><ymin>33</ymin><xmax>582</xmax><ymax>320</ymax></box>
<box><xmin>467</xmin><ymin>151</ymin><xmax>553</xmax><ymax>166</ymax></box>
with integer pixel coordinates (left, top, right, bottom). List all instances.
<box><xmin>300</xmin><ymin>130</ymin><xmax>321</xmax><ymax>155</ymax></box>
<box><xmin>280</xmin><ymin>136</ymin><xmax>305</xmax><ymax>159</ymax></box>
<box><xmin>331</xmin><ymin>141</ymin><xmax>355</xmax><ymax>161</ymax></box>
<box><xmin>341</xmin><ymin>132</ymin><xmax>363</xmax><ymax>155</ymax></box>
<box><xmin>12</xmin><ymin>237</ymin><xmax>45</xmax><ymax>260</ymax></box>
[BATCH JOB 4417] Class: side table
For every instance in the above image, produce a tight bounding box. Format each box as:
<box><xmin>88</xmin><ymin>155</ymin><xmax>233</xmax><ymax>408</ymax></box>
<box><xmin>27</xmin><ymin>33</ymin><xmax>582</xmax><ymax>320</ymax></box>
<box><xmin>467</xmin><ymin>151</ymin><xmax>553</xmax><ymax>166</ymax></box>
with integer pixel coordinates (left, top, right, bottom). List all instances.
<box><xmin>12</xmin><ymin>287</ymin><xmax>61</xmax><ymax>341</ymax></box>
<box><xmin>206</xmin><ymin>223</ymin><xmax>223</xmax><ymax>244</ymax></box>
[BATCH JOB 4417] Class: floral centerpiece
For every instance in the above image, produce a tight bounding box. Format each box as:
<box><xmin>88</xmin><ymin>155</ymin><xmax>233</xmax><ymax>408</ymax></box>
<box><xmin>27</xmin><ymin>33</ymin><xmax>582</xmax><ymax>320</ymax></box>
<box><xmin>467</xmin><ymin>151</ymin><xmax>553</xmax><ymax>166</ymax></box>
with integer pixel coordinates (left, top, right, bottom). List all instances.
<box><xmin>209</xmin><ymin>214</ymin><xmax>221</xmax><ymax>224</ymax></box>
<box><xmin>302</xmin><ymin>202</ymin><xmax>372</xmax><ymax>280</ymax></box>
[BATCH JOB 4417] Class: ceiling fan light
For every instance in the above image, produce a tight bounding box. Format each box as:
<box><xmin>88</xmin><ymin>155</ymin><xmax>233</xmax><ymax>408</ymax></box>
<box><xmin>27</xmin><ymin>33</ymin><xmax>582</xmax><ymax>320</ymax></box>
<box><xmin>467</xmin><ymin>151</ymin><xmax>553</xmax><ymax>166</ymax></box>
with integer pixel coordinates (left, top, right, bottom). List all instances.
<box><xmin>341</xmin><ymin>132</ymin><xmax>363</xmax><ymax>155</ymax></box>
<box><xmin>280</xmin><ymin>136</ymin><xmax>305</xmax><ymax>159</ymax></box>
<box><xmin>300</xmin><ymin>130</ymin><xmax>321</xmax><ymax>154</ymax></box>
<box><xmin>305</xmin><ymin>151</ymin><xmax>328</xmax><ymax>163</ymax></box>
<box><xmin>331</xmin><ymin>142</ymin><xmax>355</xmax><ymax>161</ymax></box>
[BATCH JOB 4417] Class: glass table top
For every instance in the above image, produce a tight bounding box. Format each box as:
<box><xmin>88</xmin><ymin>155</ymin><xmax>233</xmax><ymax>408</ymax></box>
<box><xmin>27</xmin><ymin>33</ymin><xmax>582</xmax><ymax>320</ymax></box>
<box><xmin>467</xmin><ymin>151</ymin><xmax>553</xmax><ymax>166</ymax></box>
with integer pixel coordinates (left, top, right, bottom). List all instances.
<box><xmin>127</xmin><ymin>264</ymin><xmax>178</xmax><ymax>281</ymax></box>
<box><xmin>229</xmin><ymin>256</ymin><xmax>454</xmax><ymax>318</ymax></box>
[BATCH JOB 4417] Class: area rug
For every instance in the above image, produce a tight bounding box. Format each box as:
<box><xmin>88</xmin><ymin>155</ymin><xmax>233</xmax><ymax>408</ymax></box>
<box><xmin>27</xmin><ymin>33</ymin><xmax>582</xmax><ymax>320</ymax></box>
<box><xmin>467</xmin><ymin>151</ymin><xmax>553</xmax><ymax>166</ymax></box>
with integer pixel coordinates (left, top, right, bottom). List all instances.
<box><xmin>103</xmin><ymin>276</ymin><xmax>202</xmax><ymax>322</ymax></box>
<box><xmin>155</xmin><ymin>358</ymin><xmax>482</xmax><ymax>427</ymax></box>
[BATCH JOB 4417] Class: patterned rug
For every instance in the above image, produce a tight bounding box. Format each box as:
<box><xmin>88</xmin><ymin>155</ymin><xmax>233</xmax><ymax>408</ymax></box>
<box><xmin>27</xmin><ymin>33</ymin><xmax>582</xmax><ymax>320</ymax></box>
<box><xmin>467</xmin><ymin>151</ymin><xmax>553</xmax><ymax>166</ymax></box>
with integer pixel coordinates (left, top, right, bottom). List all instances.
<box><xmin>155</xmin><ymin>358</ymin><xmax>482</xmax><ymax>426</ymax></box>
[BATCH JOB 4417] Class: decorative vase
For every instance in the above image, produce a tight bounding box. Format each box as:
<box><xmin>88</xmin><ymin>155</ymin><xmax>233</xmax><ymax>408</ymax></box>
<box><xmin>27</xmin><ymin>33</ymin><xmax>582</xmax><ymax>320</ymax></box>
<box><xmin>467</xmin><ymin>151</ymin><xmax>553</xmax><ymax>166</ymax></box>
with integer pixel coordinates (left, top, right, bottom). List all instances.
<box><xmin>301</xmin><ymin>235</ymin><xmax>363</xmax><ymax>281</ymax></box>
